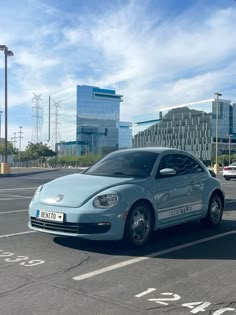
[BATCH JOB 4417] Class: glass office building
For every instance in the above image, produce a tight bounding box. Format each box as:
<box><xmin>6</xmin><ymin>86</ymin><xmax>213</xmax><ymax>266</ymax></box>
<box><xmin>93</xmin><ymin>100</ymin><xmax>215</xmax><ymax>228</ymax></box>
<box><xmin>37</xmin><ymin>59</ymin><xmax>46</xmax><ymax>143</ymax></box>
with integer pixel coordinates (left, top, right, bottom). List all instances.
<box><xmin>133</xmin><ymin>99</ymin><xmax>236</xmax><ymax>164</ymax></box>
<box><xmin>57</xmin><ymin>85</ymin><xmax>132</xmax><ymax>156</ymax></box>
<box><xmin>119</xmin><ymin>121</ymin><xmax>132</xmax><ymax>149</ymax></box>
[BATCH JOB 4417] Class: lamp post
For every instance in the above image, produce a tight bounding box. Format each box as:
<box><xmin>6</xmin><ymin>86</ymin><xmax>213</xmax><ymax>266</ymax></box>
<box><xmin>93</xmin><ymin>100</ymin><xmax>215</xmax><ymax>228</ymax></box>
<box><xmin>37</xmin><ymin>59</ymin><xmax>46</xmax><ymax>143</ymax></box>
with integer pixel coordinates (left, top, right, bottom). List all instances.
<box><xmin>228</xmin><ymin>134</ymin><xmax>233</xmax><ymax>165</ymax></box>
<box><xmin>0</xmin><ymin>45</ymin><xmax>14</xmax><ymax>174</ymax></box>
<box><xmin>18</xmin><ymin>126</ymin><xmax>23</xmax><ymax>167</ymax></box>
<box><xmin>0</xmin><ymin>110</ymin><xmax>2</xmax><ymax>164</ymax></box>
<box><xmin>0</xmin><ymin>110</ymin><xmax>3</xmax><ymax>142</ymax></box>
<box><xmin>214</xmin><ymin>92</ymin><xmax>222</xmax><ymax>174</ymax></box>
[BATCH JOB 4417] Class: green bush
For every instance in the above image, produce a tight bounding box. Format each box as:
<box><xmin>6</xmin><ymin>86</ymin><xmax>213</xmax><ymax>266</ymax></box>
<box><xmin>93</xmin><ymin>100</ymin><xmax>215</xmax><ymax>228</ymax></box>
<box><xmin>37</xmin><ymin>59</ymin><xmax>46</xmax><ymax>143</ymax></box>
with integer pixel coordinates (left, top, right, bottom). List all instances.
<box><xmin>48</xmin><ymin>154</ymin><xmax>103</xmax><ymax>168</ymax></box>
<box><xmin>214</xmin><ymin>154</ymin><xmax>236</xmax><ymax>166</ymax></box>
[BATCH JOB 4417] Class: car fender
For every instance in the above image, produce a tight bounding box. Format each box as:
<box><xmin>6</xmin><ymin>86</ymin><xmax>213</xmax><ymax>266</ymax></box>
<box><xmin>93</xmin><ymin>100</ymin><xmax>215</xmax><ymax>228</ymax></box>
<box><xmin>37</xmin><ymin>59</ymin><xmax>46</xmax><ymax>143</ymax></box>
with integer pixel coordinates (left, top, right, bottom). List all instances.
<box><xmin>95</xmin><ymin>183</ymin><xmax>157</xmax><ymax>222</ymax></box>
<box><xmin>201</xmin><ymin>177</ymin><xmax>225</xmax><ymax>216</ymax></box>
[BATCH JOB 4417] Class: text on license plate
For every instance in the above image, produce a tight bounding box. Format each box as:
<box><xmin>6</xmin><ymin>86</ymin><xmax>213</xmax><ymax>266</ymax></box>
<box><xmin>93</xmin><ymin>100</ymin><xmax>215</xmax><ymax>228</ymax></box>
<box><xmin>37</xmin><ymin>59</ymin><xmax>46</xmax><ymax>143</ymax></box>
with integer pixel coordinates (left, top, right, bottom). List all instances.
<box><xmin>36</xmin><ymin>210</ymin><xmax>64</xmax><ymax>222</ymax></box>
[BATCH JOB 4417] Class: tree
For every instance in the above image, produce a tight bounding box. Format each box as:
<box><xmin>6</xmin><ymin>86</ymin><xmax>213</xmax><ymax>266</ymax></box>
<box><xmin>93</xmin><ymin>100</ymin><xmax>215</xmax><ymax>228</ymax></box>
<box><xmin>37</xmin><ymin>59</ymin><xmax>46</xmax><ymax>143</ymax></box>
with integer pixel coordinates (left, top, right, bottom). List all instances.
<box><xmin>0</xmin><ymin>141</ymin><xmax>17</xmax><ymax>160</ymax></box>
<box><xmin>25</xmin><ymin>142</ymin><xmax>56</xmax><ymax>160</ymax></box>
<box><xmin>14</xmin><ymin>142</ymin><xmax>56</xmax><ymax>166</ymax></box>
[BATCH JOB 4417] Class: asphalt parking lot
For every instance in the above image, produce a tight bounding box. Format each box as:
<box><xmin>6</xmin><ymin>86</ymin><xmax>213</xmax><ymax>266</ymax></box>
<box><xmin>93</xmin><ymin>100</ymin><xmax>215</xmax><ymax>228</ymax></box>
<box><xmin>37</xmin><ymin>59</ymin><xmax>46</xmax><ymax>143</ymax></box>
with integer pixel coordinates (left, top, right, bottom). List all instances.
<box><xmin>0</xmin><ymin>170</ymin><xmax>236</xmax><ymax>315</ymax></box>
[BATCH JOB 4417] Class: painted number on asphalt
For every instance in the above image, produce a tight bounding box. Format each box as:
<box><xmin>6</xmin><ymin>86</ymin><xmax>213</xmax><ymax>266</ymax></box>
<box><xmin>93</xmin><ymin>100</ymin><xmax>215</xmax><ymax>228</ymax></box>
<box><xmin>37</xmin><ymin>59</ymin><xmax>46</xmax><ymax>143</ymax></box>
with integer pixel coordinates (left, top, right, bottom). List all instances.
<box><xmin>135</xmin><ymin>289</ymin><xmax>235</xmax><ymax>314</ymax></box>
<box><xmin>148</xmin><ymin>292</ymin><xmax>181</xmax><ymax>305</ymax></box>
<box><xmin>0</xmin><ymin>250</ymin><xmax>45</xmax><ymax>267</ymax></box>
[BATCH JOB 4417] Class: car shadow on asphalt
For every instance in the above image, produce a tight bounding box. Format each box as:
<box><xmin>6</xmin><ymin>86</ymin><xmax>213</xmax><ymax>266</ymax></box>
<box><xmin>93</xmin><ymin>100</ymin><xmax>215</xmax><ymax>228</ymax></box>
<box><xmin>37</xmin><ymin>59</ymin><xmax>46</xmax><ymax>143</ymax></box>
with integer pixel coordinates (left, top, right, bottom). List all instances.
<box><xmin>53</xmin><ymin>219</ymin><xmax>236</xmax><ymax>260</ymax></box>
<box><xmin>225</xmin><ymin>199</ymin><xmax>236</xmax><ymax>211</ymax></box>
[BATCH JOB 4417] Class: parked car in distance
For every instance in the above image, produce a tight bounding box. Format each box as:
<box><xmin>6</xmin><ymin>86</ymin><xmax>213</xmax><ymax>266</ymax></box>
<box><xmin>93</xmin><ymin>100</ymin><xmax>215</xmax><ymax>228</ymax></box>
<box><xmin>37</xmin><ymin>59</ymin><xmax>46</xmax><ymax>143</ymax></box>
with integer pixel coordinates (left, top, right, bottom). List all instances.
<box><xmin>28</xmin><ymin>147</ymin><xmax>225</xmax><ymax>247</ymax></box>
<box><xmin>223</xmin><ymin>162</ymin><xmax>236</xmax><ymax>180</ymax></box>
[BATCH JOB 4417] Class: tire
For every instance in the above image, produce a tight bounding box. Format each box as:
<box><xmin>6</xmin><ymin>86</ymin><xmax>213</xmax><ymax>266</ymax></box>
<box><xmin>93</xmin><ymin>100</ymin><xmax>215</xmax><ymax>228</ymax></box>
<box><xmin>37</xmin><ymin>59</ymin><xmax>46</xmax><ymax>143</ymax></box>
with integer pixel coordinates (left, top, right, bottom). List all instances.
<box><xmin>224</xmin><ymin>177</ymin><xmax>230</xmax><ymax>181</ymax></box>
<box><xmin>123</xmin><ymin>202</ymin><xmax>153</xmax><ymax>247</ymax></box>
<box><xmin>203</xmin><ymin>193</ymin><xmax>223</xmax><ymax>228</ymax></box>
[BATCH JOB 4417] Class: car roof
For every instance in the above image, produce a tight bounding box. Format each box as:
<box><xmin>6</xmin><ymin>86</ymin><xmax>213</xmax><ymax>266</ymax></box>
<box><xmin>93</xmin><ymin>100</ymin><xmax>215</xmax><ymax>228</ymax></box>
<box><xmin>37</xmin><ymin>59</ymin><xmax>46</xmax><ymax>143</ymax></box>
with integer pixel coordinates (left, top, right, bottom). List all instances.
<box><xmin>118</xmin><ymin>147</ymin><xmax>187</xmax><ymax>154</ymax></box>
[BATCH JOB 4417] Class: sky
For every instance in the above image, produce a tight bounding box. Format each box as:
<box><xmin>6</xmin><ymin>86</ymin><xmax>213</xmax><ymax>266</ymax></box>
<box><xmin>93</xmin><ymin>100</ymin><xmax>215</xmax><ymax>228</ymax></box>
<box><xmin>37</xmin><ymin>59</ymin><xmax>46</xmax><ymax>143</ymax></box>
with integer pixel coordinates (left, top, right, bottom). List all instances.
<box><xmin>0</xmin><ymin>0</ymin><xmax>236</xmax><ymax>149</ymax></box>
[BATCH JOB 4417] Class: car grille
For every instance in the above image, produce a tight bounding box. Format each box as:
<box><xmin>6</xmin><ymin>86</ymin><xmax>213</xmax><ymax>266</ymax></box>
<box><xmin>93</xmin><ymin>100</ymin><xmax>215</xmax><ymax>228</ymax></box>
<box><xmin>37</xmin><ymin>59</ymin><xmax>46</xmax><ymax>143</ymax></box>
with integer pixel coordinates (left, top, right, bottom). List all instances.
<box><xmin>30</xmin><ymin>217</ymin><xmax>111</xmax><ymax>234</ymax></box>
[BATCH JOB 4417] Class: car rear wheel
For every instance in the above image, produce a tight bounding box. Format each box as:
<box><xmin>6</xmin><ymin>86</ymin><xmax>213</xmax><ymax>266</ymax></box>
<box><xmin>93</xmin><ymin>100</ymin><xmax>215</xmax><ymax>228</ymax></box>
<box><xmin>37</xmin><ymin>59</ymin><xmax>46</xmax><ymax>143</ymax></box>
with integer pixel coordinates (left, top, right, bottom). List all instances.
<box><xmin>123</xmin><ymin>202</ymin><xmax>153</xmax><ymax>247</ymax></box>
<box><xmin>203</xmin><ymin>193</ymin><xmax>223</xmax><ymax>228</ymax></box>
<box><xmin>224</xmin><ymin>177</ymin><xmax>230</xmax><ymax>181</ymax></box>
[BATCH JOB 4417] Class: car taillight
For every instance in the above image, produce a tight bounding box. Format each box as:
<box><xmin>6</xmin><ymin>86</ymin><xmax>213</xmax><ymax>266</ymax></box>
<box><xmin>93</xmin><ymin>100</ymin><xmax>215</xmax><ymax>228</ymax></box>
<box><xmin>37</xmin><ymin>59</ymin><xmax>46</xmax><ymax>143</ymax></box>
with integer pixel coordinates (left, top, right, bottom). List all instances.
<box><xmin>224</xmin><ymin>167</ymin><xmax>229</xmax><ymax>170</ymax></box>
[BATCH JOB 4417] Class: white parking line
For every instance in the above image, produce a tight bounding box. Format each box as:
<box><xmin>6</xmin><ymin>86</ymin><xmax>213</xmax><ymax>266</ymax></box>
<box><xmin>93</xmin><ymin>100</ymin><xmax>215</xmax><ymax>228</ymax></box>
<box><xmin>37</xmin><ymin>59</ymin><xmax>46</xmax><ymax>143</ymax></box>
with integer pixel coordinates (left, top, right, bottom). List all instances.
<box><xmin>0</xmin><ymin>231</ymin><xmax>36</xmax><ymax>239</ymax></box>
<box><xmin>0</xmin><ymin>197</ymin><xmax>32</xmax><ymax>200</ymax></box>
<box><xmin>73</xmin><ymin>230</ymin><xmax>236</xmax><ymax>281</ymax></box>
<box><xmin>0</xmin><ymin>187</ymin><xmax>37</xmax><ymax>191</ymax></box>
<box><xmin>0</xmin><ymin>210</ymin><xmax>28</xmax><ymax>215</ymax></box>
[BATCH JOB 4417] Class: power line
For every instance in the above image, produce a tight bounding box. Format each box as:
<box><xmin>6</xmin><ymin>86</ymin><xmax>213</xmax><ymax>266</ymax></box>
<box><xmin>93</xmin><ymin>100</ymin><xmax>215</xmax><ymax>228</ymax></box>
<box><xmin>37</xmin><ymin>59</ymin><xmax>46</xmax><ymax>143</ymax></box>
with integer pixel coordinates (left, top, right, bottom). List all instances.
<box><xmin>32</xmin><ymin>93</ymin><xmax>43</xmax><ymax>143</ymax></box>
<box><xmin>11</xmin><ymin>132</ymin><xmax>17</xmax><ymax>148</ymax></box>
<box><xmin>52</xmin><ymin>100</ymin><xmax>61</xmax><ymax>150</ymax></box>
<box><xmin>39</xmin><ymin>85</ymin><xmax>76</xmax><ymax>97</ymax></box>
<box><xmin>18</xmin><ymin>126</ymin><xmax>23</xmax><ymax>167</ymax></box>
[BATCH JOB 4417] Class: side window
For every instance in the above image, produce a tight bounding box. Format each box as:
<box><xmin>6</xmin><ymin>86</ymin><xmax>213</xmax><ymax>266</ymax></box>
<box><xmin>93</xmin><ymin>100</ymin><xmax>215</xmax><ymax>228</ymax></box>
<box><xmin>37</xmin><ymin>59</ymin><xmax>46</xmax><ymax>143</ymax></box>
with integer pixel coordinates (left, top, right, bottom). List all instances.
<box><xmin>156</xmin><ymin>154</ymin><xmax>176</xmax><ymax>177</ymax></box>
<box><xmin>176</xmin><ymin>155</ymin><xmax>204</xmax><ymax>175</ymax></box>
<box><xmin>157</xmin><ymin>154</ymin><xmax>203</xmax><ymax>177</ymax></box>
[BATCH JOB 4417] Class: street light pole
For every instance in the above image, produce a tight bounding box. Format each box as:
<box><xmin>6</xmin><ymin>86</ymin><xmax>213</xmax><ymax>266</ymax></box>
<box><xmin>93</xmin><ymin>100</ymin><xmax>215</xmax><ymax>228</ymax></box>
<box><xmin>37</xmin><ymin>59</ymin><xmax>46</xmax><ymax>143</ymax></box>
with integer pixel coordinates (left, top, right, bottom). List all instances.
<box><xmin>0</xmin><ymin>110</ymin><xmax>3</xmax><ymax>142</ymax></box>
<box><xmin>214</xmin><ymin>92</ymin><xmax>222</xmax><ymax>174</ymax></box>
<box><xmin>18</xmin><ymin>126</ymin><xmax>23</xmax><ymax>167</ymax></box>
<box><xmin>228</xmin><ymin>134</ymin><xmax>233</xmax><ymax>165</ymax></box>
<box><xmin>0</xmin><ymin>45</ymin><xmax>14</xmax><ymax>173</ymax></box>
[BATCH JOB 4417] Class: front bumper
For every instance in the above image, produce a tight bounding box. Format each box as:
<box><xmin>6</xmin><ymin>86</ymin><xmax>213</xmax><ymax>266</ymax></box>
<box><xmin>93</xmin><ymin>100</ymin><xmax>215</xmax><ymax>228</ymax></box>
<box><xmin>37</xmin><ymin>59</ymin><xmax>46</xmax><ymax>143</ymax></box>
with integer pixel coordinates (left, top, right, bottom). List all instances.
<box><xmin>30</xmin><ymin>217</ymin><xmax>111</xmax><ymax>234</ymax></box>
<box><xmin>28</xmin><ymin>202</ymin><xmax>126</xmax><ymax>241</ymax></box>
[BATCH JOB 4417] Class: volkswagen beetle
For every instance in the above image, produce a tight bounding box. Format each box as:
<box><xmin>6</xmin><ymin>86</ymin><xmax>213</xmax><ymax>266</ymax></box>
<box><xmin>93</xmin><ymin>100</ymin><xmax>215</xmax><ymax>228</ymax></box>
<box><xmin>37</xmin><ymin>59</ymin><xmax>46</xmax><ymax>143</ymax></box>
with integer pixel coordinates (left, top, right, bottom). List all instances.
<box><xmin>28</xmin><ymin>148</ymin><xmax>224</xmax><ymax>246</ymax></box>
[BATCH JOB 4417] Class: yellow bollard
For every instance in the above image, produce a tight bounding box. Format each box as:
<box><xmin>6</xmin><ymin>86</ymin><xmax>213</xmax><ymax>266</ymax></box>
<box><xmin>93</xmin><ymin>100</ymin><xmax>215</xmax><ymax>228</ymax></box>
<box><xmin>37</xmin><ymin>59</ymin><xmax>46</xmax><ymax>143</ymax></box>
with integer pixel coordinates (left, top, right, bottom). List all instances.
<box><xmin>213</xmin><ymin>163</ymin><xmax>219</xmax><ymax>175</ymax></box>
<box><xmin>1</xmin><ymin>162</ymin><xmax>11</xmax><ymax>174</ymax></box>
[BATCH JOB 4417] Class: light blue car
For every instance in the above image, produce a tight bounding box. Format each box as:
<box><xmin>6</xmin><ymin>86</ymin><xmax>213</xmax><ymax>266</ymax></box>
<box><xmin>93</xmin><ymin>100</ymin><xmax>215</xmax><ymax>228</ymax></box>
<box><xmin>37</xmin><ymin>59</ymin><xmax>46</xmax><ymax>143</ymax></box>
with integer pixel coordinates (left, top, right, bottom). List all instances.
<box><xmin>28</xmin><ymin>148</ymin><xmax>224</xmax><ymax>246</ymax></box>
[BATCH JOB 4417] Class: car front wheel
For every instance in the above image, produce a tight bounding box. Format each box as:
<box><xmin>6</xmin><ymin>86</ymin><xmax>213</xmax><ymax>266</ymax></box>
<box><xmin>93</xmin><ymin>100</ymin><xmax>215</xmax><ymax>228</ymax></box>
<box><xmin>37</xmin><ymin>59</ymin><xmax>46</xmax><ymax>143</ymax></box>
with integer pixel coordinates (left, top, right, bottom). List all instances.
<box><xmin>203</xmin><ymin>193</ymin><xmax>223</xmax><ymax>228</ymax></box>
<box><xmin>123</xmin><ymin>202</ymin><xmax>153</xmax><ymax>247</ymax></box>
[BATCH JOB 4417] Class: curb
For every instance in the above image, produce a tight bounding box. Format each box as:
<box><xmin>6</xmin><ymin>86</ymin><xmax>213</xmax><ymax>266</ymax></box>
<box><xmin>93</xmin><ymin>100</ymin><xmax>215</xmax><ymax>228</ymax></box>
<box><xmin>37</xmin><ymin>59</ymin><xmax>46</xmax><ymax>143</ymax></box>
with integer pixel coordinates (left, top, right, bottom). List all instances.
<box><xmin>0</xmin><ymin>169</ymin><xmax>59</xmax><ymax>178</ymax></box>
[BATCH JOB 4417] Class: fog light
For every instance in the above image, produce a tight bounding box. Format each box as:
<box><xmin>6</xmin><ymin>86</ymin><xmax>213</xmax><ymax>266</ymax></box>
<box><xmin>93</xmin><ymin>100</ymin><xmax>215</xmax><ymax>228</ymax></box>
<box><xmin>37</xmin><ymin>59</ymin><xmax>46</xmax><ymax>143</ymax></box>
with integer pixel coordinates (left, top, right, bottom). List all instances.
<box><xmin>97</xmin><ymin>222</ymin><xmax>110</xmax><ymax>226</ymax></box>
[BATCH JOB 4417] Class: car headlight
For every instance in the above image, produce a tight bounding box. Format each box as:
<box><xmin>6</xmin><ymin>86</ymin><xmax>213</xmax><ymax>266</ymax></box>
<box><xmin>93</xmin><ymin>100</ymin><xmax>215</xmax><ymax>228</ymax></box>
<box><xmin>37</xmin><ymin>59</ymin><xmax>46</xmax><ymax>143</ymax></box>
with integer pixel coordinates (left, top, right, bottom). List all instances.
<box><xmin>93</xmin><ymin>194</ymin><xmax>119</xmax><ymax>209</ymax></box>
<box><xmin>32</xmin><ymin>185</ymin><xmax>43</xmax><ymax>200</ymax></box>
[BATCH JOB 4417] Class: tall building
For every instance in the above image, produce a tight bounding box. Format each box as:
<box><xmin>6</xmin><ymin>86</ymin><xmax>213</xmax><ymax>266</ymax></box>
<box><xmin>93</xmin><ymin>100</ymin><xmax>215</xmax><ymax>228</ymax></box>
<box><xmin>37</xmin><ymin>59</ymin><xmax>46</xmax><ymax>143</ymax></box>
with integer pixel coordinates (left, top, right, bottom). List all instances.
<box><xmin>57</xmin><ymin>85</ymin><xmax>132</xmax><ymax>156</ymax></box>
<box><xmin>133</xmin><ymin>98</ymin><xmax>236</xmax><ymax>165</ymax></box>
<box><xmin>119</xmin><ymin>121</ymin><xmax>132</xmax><ymax>149</ymax></box>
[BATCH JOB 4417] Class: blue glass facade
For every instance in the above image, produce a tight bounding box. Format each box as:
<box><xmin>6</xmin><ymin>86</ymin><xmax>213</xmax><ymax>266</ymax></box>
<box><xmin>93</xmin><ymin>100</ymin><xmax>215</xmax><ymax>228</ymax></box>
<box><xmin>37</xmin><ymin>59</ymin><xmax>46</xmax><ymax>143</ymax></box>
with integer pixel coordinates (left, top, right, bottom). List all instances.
<box><xmin>212</xmin><ymin>99</ymin><xmax>232</xmax><ymax>139</ymax></box>
<box><xmin>56</xmin><ymin>85</ymin><xmax>132</xmax><ymax>156</ymax></box>
<box><xmin>119</xmin><ymin>121</ymin><xmax>132</xmax><ymax>149</ymax></box>
<box><xmin>233</xmin><ymin>104</ymin><xmax>236</xmax><ymax>134</ymax></box>
<box><xmin>77</xmin><ymin>86</ymin><xmax>120</xmax><ymax>121</ymax></box>
<box><xmin>76</xmin><ymin>85</ymin><xmax>122</xmax><ymax>155</ymax></box>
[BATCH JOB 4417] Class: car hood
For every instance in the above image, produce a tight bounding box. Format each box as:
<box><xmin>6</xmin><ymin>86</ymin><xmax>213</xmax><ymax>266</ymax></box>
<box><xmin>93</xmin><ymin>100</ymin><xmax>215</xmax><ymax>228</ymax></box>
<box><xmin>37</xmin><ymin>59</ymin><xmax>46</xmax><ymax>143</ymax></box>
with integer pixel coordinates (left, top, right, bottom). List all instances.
<box><xmin>38</xmin><ymin>173</ymin><xmax>135</xmax><ymax>207</ymax></box>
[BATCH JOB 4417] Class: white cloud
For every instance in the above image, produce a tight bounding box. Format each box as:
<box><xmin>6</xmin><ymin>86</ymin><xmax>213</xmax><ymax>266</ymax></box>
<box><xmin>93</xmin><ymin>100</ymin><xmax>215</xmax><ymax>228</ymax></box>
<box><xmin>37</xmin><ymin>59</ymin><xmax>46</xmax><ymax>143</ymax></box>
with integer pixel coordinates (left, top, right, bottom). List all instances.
<box><xmin>16</xmin><ymin>51</ymin><xmax>59</xmax><ymax>69</ymax></box>
<box><xmin>0</xmin><ymin>0</ymin><xmax>236</xmax><ymax>148</ymax></box>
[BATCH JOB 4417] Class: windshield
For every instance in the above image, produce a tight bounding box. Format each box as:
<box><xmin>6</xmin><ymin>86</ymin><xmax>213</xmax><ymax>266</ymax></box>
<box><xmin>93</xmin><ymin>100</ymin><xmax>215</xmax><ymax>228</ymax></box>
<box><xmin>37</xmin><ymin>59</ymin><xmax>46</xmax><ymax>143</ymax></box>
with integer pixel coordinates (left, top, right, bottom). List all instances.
<box><xmin>85</xmin><ymin>150</ymin><xmax>159</xmax><ymax>178</ymax></box>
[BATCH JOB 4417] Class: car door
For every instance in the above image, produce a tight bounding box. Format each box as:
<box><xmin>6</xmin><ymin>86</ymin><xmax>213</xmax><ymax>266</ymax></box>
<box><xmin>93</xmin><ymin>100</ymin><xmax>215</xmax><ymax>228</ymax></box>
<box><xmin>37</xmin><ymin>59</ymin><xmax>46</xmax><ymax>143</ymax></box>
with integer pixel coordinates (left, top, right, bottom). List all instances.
<box><xmin>151</xmin><ymin>153</ymin><xmax>206</xmax><ymax>227</ymax></box>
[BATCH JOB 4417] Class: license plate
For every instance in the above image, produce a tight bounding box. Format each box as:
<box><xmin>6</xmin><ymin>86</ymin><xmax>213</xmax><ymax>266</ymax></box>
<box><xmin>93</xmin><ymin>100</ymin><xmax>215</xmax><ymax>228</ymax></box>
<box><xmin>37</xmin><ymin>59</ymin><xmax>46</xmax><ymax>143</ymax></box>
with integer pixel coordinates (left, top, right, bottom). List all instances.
<box><xmin>36</xmin><ymin>210</ymin><xmax>64</xmax><ymax>222</ymax></box>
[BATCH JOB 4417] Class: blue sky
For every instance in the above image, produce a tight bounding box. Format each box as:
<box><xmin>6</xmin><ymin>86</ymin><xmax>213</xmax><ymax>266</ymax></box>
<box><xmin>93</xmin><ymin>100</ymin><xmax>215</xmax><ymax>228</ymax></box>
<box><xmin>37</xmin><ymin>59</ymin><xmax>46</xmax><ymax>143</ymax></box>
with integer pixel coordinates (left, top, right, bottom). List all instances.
<box><xmin>0</xmin><ymin>0</ymin><xmax>236</xmax><ymax>149</ymax></box>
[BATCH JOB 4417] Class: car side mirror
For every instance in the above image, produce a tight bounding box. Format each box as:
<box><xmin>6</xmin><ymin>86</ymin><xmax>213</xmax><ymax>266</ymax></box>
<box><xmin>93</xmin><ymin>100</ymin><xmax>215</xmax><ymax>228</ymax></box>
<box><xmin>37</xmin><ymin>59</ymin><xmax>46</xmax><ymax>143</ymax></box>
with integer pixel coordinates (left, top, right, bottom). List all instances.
<box><xmin>159</xmin><ymin>168</ymin><xmax>176</xmax><ymax>176</ymax></box>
